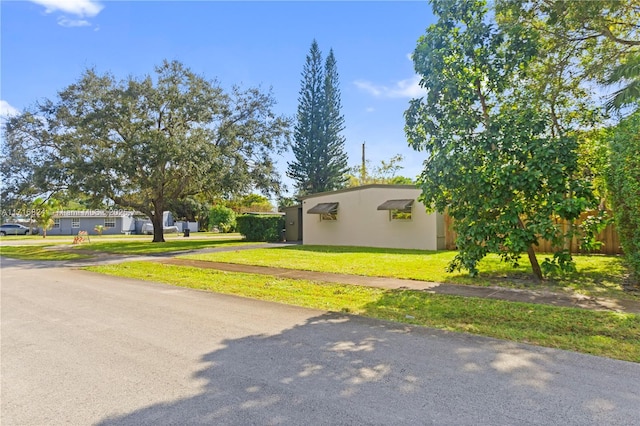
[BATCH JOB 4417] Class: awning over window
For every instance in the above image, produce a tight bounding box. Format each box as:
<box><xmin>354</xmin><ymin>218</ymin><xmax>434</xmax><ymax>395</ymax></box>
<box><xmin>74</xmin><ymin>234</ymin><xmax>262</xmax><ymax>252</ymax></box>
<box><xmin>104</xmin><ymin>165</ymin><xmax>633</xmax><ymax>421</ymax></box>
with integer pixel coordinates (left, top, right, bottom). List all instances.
<box><xmin>307</xmin><ymin>202</ymin><xmax>339</xmax><ymax>214</ymax></box>
<box><xmin>377</xmin><ymin>199</ymin><xmax>414</xmax><ymax>211</ymax></box>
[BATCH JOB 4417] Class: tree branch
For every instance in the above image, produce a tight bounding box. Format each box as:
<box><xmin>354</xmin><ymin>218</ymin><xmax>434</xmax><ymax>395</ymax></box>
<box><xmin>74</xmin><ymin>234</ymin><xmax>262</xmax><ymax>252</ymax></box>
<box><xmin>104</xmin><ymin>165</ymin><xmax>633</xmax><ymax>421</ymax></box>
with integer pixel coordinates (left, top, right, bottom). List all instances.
<box><xmin>597</xmin><ymin>25</ymin><xmax>640</xmax><ymax>46</ymax></box>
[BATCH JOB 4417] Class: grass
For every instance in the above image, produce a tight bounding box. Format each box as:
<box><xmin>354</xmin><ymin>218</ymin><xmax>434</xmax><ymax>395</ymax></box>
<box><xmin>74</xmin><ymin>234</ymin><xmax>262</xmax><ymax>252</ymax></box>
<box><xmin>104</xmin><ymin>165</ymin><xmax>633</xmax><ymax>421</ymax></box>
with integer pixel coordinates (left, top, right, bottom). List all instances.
<box><xmin>181</xmin><ymin>245</ymin><xmax>637</xmax><ymax>301</ymax></box>
<box><xmin>0</xmin><ymin>245</ymin><xmax>92</xmax><ymax>261</ymax></box>
<box><xmin>0</xmin><ymin>234</ymin><xmax>248</xmax><ymax>260</ymax></box>
<box><xmin>86</xmin><ymin>261</ymin><xmax>640</xmax><ymax>362</ymax></box>
<box><xmin>0</xmin><ymin>232</ymin><xmax>242</xmax><ymax>242</ymax></box>
<box><xmin>69</xmin><ymin>237</ymin><xmax>249</xmax><ymax>255</ymax></box>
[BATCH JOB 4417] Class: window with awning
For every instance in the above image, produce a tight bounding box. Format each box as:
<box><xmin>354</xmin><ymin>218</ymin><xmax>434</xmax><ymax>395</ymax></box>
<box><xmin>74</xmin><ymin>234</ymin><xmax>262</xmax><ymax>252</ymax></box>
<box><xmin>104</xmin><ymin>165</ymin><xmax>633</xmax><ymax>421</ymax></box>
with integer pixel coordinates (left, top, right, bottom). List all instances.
<box><xmin>307</xmin><ymin>202</ymin><xmax>339</xmax><ymax>214</ymax></box>
<box><xmin>377</xmin><ymin>199</ymin><xmax>413</xmax><ymax>221</ymax></box>
<box><xmin>377</xmin><ymin>199</ymin><xmax>414</xmax><ymax>211</ymax></box>
<box><xmin>307</xmin><ymin>202</ymin><xmax>338</xmax><ymax>221</ymax></box>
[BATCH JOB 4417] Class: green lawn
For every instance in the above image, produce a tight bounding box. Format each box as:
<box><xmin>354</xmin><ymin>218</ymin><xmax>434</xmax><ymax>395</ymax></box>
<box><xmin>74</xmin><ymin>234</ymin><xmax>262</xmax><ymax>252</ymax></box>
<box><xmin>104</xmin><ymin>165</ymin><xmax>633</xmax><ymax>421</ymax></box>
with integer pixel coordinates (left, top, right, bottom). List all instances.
<box><xmin>86</xmin><ymin>261</ymin><xmax>640</xmax><ymax>363</ymax></box>
<box><xmin>181</xmin><ymin>245</ymin><xmax>636</xmax><ymax>301</ymax></box>
<box><xmin>0</xmin><ymin>235</ymin><xmax>248</xmax><ymax>260</ymax></box>
<box><xmin>0</xmin><ymin>245</ymin><xmax>92</xmax><ymax>261</ymax></box>
<box><xmin>0</xmin><ymin>231</ymin><xmax>241</xmax><ymax>242</ymax></box>
<box><xmin>70</xmin><ymin>237</ymin><xmax>249</xmax><ymax>255</ymax></box>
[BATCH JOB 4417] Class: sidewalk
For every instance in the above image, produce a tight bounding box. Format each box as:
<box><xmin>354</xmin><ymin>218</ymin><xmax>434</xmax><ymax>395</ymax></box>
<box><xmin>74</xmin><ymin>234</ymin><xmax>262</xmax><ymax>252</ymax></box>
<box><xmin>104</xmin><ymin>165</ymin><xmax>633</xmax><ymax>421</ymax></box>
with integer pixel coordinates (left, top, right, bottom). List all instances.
<box><xmin>5</xmin><ymin>240</ymin><xmax>638</xmax><ymax>314</ymax></box>
<box><xmin>156</xmin><ymin>258</ymin><xmax>640</xmax><ymax>315</ymax></box>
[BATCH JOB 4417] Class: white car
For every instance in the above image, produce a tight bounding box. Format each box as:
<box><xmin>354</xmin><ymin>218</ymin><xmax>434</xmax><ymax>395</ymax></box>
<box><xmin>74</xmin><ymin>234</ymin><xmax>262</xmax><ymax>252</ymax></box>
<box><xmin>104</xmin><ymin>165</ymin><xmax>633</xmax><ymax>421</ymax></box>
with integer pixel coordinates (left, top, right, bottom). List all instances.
<box><xmin>0</xmin><ymin>223</ymin><xmax>32</xmax><ymax>236</ymax></box>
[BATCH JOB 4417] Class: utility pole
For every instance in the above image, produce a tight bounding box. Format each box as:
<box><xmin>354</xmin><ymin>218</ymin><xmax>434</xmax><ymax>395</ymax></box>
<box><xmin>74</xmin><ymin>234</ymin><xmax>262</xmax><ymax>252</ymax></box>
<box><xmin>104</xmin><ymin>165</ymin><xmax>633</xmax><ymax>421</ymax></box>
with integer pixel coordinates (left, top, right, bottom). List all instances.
<box><xmin>361</xmin><ymin>142</ymin><xmax>366</xmax><ymax>183</ymax></box>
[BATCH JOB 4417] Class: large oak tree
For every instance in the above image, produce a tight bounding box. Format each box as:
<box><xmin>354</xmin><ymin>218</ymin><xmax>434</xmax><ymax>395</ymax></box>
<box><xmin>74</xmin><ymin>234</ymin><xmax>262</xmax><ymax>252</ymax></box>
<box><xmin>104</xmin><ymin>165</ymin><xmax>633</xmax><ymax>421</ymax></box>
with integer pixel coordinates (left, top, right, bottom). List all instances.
<box><xmin>1</xmin><ymin>60</ymin><xmax>290</xmax><ymax>242</ymax></box>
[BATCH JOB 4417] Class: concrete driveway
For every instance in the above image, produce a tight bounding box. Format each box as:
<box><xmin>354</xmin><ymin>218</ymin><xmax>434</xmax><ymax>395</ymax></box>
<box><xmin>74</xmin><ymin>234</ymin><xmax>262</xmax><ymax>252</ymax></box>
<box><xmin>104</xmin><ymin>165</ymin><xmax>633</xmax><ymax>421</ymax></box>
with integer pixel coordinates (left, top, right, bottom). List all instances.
<box><xmin>2</xmin><ymin>259</ymin><xmax>639</xmax><ymax>425</ymax></box>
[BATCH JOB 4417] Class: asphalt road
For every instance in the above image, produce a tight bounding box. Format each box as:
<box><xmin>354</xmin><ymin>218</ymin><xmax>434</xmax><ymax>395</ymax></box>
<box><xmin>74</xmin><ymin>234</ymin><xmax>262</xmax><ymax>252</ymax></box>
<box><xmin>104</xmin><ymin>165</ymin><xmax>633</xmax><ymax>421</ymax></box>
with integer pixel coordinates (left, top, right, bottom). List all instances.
<box><xmin>2</xmin><ymin>258</ymin><xmax>639</xmax><ymax>425</ymax></box>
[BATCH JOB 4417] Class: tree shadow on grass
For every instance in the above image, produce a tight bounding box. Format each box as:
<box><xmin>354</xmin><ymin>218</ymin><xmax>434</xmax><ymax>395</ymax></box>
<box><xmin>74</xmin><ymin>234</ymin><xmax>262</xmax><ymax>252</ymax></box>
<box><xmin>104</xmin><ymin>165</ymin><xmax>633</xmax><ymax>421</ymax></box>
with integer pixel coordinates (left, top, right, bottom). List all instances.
<box><xmin>96</xmin><ymin>312</ymin><xmax>639</xmax><ymax>425</ymax></box>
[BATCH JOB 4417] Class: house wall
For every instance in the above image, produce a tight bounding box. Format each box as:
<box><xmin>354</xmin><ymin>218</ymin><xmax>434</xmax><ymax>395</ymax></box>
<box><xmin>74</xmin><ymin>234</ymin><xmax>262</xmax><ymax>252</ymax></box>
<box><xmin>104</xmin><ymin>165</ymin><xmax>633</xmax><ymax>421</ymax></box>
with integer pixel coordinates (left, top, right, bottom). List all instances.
<box><xmin>121</xmin><ymin>215</ymin><xmax>136</xmax><ymax>233</ymax></box>
<box><xmin>282</xmin><ymin>205</ymin><xmax>302</xmax><ymax>241</ymax></box>
<box><xmin>135</xmin><ymin>219</ymin><xmax>150</xmax><ymax>234</ymax></box>
<box><xmin>302</xmin><ymin>186</ymin><xmax>445</xmax><ymax>251</ymax></box>
<box><xmin>175</xmin><ymin>221</ymin><xmax>199</xmax><ymax>232</ymax></box>
<box><xmin>48</xmin><ymin>217</ymin><xmax>124</xmax><ymax>235</ymax></box>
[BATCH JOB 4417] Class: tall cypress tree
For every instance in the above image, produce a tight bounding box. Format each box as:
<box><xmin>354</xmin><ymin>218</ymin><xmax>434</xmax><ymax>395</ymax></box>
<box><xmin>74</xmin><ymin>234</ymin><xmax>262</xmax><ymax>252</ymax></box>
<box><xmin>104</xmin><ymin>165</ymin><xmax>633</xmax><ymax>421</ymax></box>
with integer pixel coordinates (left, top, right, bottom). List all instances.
<box><xmin>287</xmin><ymin>41</ymin><xmax>348</xmax><ymax>195</ymax></box>
<box><xmin>320</xmin><ymin>49</ymin><xmax>349</xmax><ymax>190</ymax></box>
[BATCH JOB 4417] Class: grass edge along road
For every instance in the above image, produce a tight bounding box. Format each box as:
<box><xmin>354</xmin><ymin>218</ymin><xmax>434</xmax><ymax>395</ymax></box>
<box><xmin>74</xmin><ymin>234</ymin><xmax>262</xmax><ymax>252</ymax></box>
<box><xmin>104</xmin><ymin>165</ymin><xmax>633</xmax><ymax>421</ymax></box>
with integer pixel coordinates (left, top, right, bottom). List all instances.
<box><xmin>0</xmin><ymin>244</ymin><xmax>92</xmax><ymax>261</ymax></box>
<box><xmin>0</xmin><ymin>236</ymin><xmax>249</xmax><ymax>259</ymax></box>
<box><xmin>86</xmin><ymin>261</ymin><xmax>640</xmax><ymax>363</ymax></box>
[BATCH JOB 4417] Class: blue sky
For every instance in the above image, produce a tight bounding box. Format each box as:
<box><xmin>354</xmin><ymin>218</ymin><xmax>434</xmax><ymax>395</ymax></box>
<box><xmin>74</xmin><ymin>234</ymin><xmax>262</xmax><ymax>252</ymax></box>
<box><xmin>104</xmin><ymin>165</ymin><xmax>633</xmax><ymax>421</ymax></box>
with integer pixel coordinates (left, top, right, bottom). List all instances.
<box><xmin>1</xmin><ymin>0</ymin><xmax>436</xmax><ymax>196</ymax></box>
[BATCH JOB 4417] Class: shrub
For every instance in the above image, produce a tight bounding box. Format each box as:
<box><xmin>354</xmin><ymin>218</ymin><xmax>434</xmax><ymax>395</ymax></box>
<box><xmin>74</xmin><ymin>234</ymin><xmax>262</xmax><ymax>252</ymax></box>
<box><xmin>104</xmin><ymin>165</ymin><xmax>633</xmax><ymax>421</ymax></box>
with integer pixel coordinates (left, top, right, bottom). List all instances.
<box><xmin>608</xmin><ymin>110</ymin><xmax>640</xmax><ymax>284</ymax></box>
<box><xmin>209</xmin><ymin>205</ymin><xmax>236</xmax><ymax>233</ymax></box>
<box><xmin>236</xmin><ymin>214</ymin><xmax>284</xmax><ymax>242</ymax></box>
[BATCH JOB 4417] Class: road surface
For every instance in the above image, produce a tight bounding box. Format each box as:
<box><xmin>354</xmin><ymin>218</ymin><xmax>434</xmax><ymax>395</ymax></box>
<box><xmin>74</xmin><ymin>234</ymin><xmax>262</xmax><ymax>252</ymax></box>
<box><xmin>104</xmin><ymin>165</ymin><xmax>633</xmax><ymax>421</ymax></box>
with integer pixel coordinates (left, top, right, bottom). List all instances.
<box><xmin>2</xmin><ymin>258</ymin><xmax>639</xmax><ymax>425</ymax></box>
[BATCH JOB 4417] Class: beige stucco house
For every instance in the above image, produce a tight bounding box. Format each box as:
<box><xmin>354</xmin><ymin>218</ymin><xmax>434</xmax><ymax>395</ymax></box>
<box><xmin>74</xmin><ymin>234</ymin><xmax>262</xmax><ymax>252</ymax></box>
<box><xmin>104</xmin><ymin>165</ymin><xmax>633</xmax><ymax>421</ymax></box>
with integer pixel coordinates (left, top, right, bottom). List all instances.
<box><xmin>300</xmin><ymin>184</ymin><xmax>445</xmax><ymax>250</ymax></box>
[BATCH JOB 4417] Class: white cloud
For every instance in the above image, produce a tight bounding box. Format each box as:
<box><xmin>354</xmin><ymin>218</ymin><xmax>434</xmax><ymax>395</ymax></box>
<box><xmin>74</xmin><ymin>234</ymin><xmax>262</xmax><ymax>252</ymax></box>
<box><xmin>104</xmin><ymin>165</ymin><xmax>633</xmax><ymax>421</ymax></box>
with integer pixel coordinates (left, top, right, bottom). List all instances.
<box><xmin>0</xmin><ymin>100</ymin><xmax>19</xmax><ymax>118</ymax></box>
<box><xmin>354</xmin><ymin>75</ymin><xmax>427</xmax><ymax>99</ymax></box>
<box><xmin>30</xmin><ymin>0</ymin><xmax>103</xmax><ymax>27</ymax></box>
<box><xmin>30</xmin><ymin>0</ymin><xmax>103</xmax><ymax>18</ymax></box>
<box><xmin>57</xmin><ymin>16</ymin><xmax>91</xmax><ymax>27</ymax></box>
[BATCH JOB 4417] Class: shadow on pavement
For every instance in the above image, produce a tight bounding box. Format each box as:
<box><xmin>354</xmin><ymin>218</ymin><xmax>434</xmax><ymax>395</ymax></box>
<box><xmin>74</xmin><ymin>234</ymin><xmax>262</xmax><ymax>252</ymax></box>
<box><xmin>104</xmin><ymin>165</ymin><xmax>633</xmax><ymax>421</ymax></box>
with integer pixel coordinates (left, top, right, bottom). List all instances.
<box><xmin>96</xmin><ymin>312</ymin><xmax>639</xmax><ymax>425</ymax></box>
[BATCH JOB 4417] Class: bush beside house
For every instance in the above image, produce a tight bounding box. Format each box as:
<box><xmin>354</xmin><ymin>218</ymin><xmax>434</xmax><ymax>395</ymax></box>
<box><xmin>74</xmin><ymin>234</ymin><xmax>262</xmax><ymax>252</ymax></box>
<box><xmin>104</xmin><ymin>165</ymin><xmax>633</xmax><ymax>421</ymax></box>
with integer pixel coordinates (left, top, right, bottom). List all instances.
<box><xmin>209</xmin><ymin>205</ymin><xmax>236</xmax><ymax>233</ymax></box>
<box><xmin>236</xmin><ymin>215</ymin><xmax>284</xmax><ymax>242</ymax></box>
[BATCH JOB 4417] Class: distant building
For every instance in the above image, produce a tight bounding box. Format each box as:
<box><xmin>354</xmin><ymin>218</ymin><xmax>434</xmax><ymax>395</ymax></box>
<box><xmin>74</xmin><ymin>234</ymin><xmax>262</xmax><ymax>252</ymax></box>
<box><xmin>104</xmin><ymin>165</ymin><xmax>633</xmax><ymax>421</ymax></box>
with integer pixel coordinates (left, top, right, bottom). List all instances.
<box><xmin>48</xmin><ymin>209</ymin><xmax>141</xmax><ymax>235</ymax></box>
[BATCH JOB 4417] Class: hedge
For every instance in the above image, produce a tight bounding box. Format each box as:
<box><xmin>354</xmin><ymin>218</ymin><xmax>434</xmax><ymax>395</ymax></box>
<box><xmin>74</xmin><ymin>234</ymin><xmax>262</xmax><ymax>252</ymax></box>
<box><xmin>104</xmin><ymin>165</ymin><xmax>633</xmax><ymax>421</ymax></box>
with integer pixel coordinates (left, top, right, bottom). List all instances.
<box><xmin>236</xmin><ymin>214</ymin><xmax>285</xmax><ymax>242</ymax></box>
<box><xmin>608</xmin><ymin>110</ymin><xmax>640</xmax><ymax>283</ymax></box>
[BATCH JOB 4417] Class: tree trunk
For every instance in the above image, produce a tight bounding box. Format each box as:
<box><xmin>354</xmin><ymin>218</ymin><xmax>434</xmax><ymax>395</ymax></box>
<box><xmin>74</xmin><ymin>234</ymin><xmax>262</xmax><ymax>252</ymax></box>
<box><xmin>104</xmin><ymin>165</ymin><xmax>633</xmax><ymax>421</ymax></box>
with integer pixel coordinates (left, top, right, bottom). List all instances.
<box><xmin>151</xmin><ymin>202</ymin><xmax>165</xmax><ymax>243</ymax></box>
<box><xmin>518</xmin><ymin>217</ymin><xmax>542</xmax><ymax>280</ymax></box>
<box><xmin>527</xmin><ymin>244</ymin><xmax>543</xmax><ymax>281</ymax></box>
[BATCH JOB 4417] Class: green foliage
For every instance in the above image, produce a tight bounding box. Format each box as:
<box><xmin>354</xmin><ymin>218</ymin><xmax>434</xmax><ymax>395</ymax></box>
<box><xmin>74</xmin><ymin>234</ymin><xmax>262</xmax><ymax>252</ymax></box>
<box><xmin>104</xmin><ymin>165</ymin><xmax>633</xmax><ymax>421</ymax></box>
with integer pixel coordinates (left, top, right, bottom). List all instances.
<box><xmin>235</xmin><ymin>214</ymin><xmax>285</xmax><ymax>242</ymax></box>
<box><xmin>225</xmin><ymin>193</ymin><xmax>274</xmax><ymax>214</ymax></box>
<box><xmin>496</xmin><ymin>0</ymin><xmax>638</xmax><ymax>209</ymax></box>
<box><xmin>31</xmin><ymin>197</ymin><xmax>60</xmax><ymax>238</ymax></box>
<box><xmin>605</xmin><ymin>52</ymin><xmax>640</xmax><ymax>112</ymax></box>
<box><xmin>577</xmin><ymin>210</ymin><xmax>612</xmax><ymax>253</ymax></box>
<box><xmin>94</xmin><ymin>224</ymin><xmax>104</xmax><ymax>236</ymax></box>
<box><xmin>277</xmin><ymin>196</ymin><xmax>298</xmax><ymax>210</ymax></box>
<box><xmin>208</xmin><ymin>205</ymin><xmax>236</xmax><ymax>233</ymax></box>
<box><xmin>405</xmin><ymin>0</ymin><xmax>594</xmax><ymax>280</ymax></box>
<box><xmin>2</xmin><ymin>60</ymin><xmax>290</xmax><ymax>243</ymax></box>
<box><xmin>541</xmin><ymin>250</ymin><xmax>577</xmax><ymax>277</ymax></box>
<box><xmin>498</xmin><ymin>0</ymin><xmax>639</xmax><ymax>87</ymax></box>
<box><xmin>576</xmin><ymin>129</ymin><xmax>611</xmax><ymax>205</ymax></box>
<box><xmin>168</xmin><ymin>197</ymin><xmax>211</xmax><ymax>231</ymax></box>
<box><xmin>608</xmin><ymin>111</ymin><xmax>640</xmax><ymax>283</ymax></box>
<box><xmin>346</xmin><ymin>154</ymin><xmax>414</xmax><ymax>187</ymax></box>
<box><xmin>287</xmin><ymin>40</ymin><xmax>349</xmax><ymax>195</ymax></box>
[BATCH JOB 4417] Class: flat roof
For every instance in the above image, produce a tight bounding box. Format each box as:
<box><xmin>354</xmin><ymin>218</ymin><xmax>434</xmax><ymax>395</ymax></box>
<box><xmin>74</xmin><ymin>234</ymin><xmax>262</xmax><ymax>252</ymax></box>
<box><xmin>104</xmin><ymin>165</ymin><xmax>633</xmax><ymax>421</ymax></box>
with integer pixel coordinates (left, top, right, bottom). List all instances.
<box><xmin>299</xmin><ymin>184</ymin><xmax>419</xmax><ymax>200</ymax></box>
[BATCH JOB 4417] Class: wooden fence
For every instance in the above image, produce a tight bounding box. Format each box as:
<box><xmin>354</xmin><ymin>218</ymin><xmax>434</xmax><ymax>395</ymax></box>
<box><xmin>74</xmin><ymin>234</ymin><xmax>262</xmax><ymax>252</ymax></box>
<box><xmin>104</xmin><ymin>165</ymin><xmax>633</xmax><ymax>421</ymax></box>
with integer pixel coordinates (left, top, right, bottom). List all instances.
<box><xmin>444</xmin><ymin>211</ymin><xmax>622</xmax><ymax>255</ymax></box>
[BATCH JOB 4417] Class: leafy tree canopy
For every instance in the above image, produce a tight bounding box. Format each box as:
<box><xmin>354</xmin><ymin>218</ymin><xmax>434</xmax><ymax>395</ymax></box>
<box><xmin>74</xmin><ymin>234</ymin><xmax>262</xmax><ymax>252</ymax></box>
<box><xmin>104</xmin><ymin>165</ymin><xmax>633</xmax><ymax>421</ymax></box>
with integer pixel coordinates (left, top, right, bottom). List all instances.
<box><xmin>607</xmin><ymin>110</ymin><xmax>640</xmax><ymax>283</ymax></box>
<box><xmin>405</xmin><ymin>0</ymin><xmax>595</xmax><ymax>280</ymax></box>
<box><xmin>346</xmin><ymin>154</ymin><xmax>414</xmax><ymax>187</ymax></box>
<box><xmin>1</xmin><ymin>60</ymin><xmax>290</xmax><ymax>242</ymax></box>
<box><xmin>497</xmin><ymin>0</ymin><xmax>639</xmax><ymax>114</ymax></box>
<box><xmin>225</xmin><ymin>193</ymin><xmax>274</xmax><ymax>214</ymax></box>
